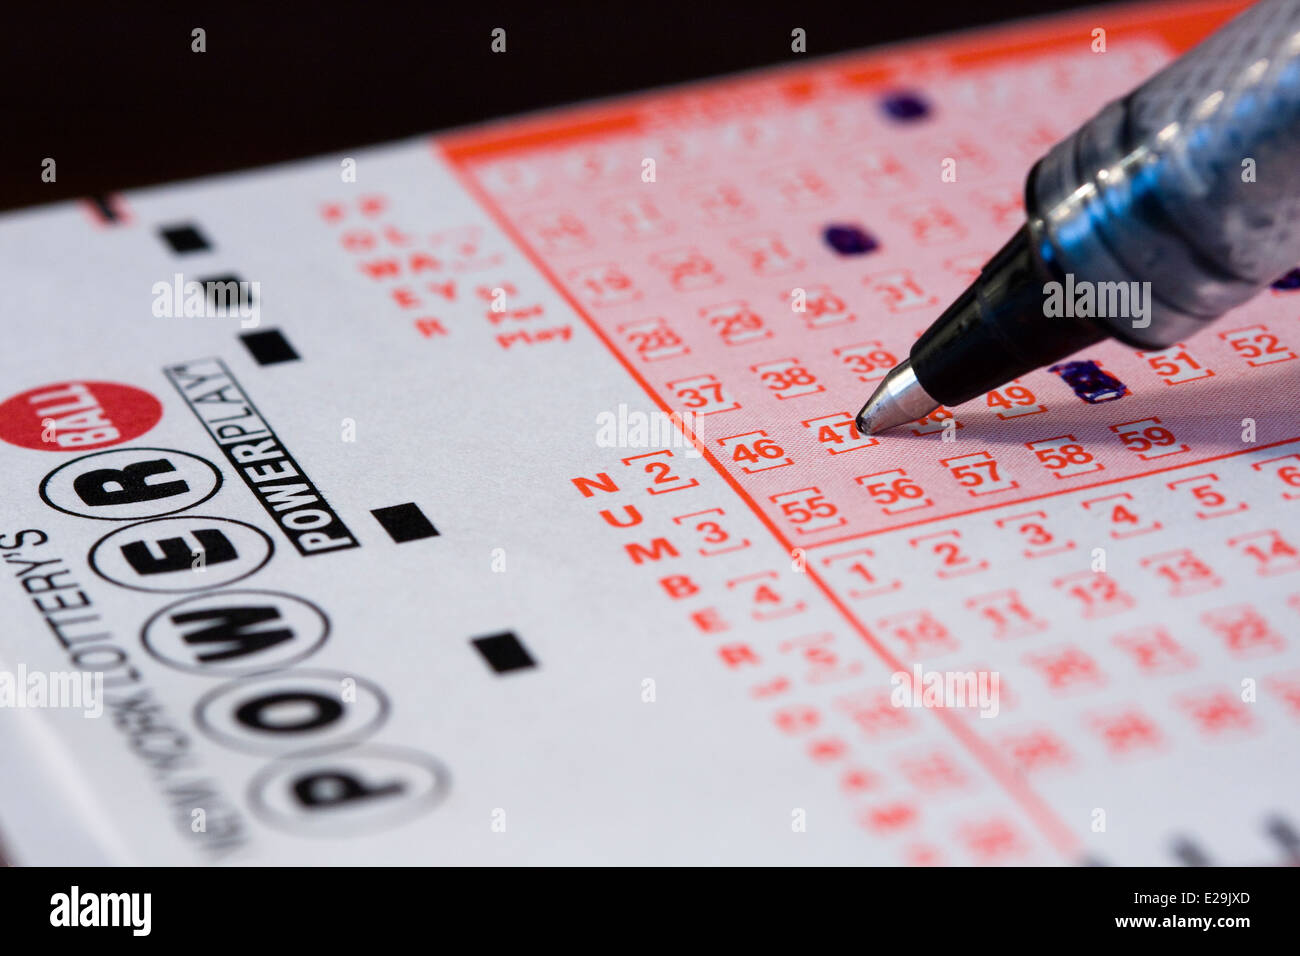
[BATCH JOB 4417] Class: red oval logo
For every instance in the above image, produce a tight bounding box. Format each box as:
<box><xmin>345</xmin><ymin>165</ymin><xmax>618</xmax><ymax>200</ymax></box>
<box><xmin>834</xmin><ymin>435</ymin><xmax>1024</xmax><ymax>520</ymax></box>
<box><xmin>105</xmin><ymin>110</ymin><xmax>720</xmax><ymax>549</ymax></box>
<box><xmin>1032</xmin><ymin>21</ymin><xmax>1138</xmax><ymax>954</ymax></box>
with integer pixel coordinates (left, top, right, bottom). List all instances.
<box><xmin>0</xmin><ymin>381</ymin><xmax>163</xmax><ymax>451</ymax></box>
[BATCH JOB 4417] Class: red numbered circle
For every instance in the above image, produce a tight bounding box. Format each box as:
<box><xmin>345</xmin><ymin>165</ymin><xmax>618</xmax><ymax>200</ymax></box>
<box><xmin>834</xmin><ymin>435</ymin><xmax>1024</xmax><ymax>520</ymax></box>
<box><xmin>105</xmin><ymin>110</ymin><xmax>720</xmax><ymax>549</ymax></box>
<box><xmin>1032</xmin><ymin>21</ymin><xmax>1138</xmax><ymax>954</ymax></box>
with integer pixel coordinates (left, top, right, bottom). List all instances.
<box><xmin>0</xmin><ymin>381</ymin><xmax>162</xmax><ymax>451</ymax></box>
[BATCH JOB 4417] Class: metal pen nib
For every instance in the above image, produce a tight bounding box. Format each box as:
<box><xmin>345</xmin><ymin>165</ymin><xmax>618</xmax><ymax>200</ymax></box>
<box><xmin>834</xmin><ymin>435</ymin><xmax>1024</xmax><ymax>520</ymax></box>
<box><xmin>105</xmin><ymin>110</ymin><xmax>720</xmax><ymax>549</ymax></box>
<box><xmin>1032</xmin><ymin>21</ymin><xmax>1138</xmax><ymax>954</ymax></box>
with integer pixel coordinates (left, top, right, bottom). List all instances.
<box><xmin>855</xmin><ymin>359</ymin><xmax>940</xmax><ymax>435</ymax></box>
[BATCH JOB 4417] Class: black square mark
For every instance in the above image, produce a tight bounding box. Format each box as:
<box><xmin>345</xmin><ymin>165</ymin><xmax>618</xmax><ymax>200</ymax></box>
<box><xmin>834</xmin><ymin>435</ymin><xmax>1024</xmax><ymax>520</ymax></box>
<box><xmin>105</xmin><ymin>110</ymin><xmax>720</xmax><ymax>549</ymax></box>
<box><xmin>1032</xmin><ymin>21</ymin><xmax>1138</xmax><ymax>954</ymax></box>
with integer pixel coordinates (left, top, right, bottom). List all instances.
<box><xmin>240</xmin><ymin>328</ymin><xmax>299</xmax><ymax>365</ymax></box>
<box><xmin>472</xmin><ymin>632</ymin><xmax>536</xmax><ymax>674</ymax></box>
<box><xmin>371</xmin><ymin>503</ymin><xmax>439</xmax><ymax>542</ymax></box>
<box><xmin>160</xmin><ymin>223</ymin><xmax>211</xmax><ymax>254</ymax></box>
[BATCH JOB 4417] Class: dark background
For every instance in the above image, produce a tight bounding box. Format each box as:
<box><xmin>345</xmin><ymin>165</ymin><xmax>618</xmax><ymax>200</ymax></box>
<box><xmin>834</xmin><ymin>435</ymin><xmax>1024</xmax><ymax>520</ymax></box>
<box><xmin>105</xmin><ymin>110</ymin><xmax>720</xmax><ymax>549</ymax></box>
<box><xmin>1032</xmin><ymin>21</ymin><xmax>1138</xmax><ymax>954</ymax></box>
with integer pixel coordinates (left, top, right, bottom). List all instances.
<box><xmin>2</xmin><ymin>0</ymin><xmax>1127</xmax><ymax>212</ymax></box>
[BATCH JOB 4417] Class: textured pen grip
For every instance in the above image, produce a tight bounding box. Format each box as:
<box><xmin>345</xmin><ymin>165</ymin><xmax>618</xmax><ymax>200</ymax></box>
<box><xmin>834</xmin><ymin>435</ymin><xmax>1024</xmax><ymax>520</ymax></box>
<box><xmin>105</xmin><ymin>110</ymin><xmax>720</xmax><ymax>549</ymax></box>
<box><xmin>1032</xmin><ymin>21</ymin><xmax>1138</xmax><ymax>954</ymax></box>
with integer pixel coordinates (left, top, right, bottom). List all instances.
<box><xmin>1128</xmin><ymin>0</ymin><xmax>1300</xmax><ymax>283</ymax></box>
<box><xmin>1031</xmin><ymin>0</ymin><xmax>1300</xmax><ymax>347</ymax></box>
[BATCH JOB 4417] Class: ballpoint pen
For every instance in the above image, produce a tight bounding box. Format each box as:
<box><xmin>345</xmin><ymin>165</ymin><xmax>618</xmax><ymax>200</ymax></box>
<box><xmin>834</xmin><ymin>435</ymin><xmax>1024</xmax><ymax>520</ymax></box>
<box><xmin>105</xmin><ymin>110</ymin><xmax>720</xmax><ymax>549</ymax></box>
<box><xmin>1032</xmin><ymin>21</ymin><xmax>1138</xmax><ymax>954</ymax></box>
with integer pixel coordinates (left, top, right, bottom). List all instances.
<box><xmin>857</xmin><ymin>0</ymin><xmax>1300</xmax><ymax>434</ymax></box>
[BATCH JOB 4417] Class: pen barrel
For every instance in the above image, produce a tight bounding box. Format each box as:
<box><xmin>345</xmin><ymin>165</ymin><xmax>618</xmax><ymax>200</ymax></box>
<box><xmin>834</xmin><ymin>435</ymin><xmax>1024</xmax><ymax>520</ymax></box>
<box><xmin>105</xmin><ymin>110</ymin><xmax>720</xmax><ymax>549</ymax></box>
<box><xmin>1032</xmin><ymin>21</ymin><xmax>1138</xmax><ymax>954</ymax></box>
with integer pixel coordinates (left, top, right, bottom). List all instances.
<box><xmin>1029</xmin><ymin>0</ymin><xmax>1300</xmax><ymax>349</ymax></box>
<box><xmin>910</xmin><ymin>225</ymin><xmax>1106</xmax><ymax>407</ymax></box>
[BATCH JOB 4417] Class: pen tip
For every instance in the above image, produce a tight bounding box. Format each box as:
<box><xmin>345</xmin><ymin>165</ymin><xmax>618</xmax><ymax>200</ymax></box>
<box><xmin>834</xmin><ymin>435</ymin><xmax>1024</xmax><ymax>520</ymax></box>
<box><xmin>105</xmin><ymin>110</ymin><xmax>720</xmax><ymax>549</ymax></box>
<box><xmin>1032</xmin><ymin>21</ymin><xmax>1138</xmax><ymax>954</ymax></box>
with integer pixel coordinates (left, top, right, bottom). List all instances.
<box><xmin>855</xmin><ymin>360</ymin><xmax>941</xmax><ymax>435</ymax></box>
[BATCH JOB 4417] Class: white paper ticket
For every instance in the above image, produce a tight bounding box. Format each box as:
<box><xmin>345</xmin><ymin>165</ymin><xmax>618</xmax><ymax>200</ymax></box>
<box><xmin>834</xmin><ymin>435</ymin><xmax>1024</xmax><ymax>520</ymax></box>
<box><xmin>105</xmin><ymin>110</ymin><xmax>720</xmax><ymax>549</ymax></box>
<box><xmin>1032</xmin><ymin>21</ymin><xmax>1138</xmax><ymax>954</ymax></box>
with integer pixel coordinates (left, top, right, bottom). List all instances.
<box><xmin>1</xmin><ymin>0</ymin><xmax>1297</xmax><ymax>865</ymax></box>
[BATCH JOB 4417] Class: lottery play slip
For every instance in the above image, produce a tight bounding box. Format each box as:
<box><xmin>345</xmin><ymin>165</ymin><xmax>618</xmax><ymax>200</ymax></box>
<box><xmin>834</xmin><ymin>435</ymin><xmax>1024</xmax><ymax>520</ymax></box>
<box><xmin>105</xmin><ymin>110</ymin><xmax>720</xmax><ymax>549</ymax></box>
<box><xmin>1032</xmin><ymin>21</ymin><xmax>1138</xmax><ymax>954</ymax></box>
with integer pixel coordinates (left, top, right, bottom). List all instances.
<box><xmin>1</xmin><ymin>0</ymin><xmax>1297</xmax><ymax>866</ymax></box>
